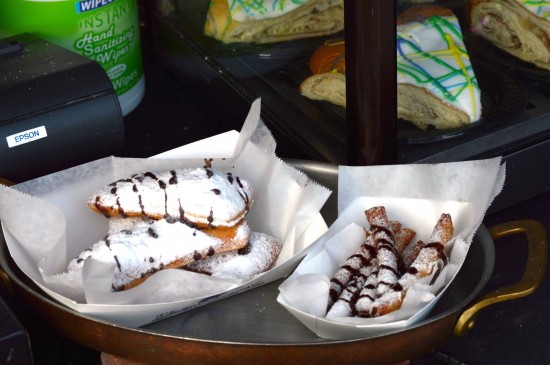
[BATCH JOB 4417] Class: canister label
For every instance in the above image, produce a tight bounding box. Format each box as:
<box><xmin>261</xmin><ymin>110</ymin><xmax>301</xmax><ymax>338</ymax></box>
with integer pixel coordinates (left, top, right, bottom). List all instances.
<box><xmin>73</xmin><ymin>0</ymin><xmax>143</xmax><ymax>97</ymax></box>
<box><xmin>6</xmin><ymin>126</ymin><xmax>48</xmax><ymax>148</ymax></box>
<box><xmin>76</xmin><ymin>0</ymin><xmax>116</xmax><ymax>13</ymax></box>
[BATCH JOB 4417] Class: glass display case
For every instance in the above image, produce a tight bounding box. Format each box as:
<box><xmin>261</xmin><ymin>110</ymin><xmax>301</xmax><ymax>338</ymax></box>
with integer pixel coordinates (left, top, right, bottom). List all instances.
<box><xmin>1</xmin><ymin>2</ymin><xmax>550</xmax><ymax>364</ymax></box>
<box><xmin>149</xmin><ymin>0</ymin><xmax>550</xmax><ymax>208</ymax></box>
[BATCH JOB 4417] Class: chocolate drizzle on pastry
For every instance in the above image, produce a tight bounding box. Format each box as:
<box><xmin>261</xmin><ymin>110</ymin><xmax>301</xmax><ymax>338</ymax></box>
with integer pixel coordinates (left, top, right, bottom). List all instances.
<box><xmin>169</xmin><ymin>170</ymin><xmax>178</xmax><ymax>185</ymax></box>
<box><xmin>183</xmin><ymin>232</ymin><xmax>282</xmax><ymax>281</ymax></box>
<box><xmin>68</xmin><ymin>218</ymin><xmax>252</xmax><ymax>291</ymax></box>
<box><xmin>87</xmin><ymin>167</ymin><xmax>253</xmax><ymax>229</ymax></box>
<box><xmin>73</xmin><ymin>166</ymin><xmax>287</xmax><ymax>293</ymax></box>
<box><xmin>94</xmin><ymin>196</ymin><xmax>112</xmax><ymax>218</ymax></box>
<box><xmin>370</xmin><ymin>213</ymin><xmax>454</xmax><ymax>317</ymax></box>
<box><xmin>328</xmin><ymin>235</ymin><xmax>377</xmax><ymax>306</ymax></box>
<box><xmin>326</xmin><ymin>207</ymin><xmax>454</xmax><ymax>319</ymax></box>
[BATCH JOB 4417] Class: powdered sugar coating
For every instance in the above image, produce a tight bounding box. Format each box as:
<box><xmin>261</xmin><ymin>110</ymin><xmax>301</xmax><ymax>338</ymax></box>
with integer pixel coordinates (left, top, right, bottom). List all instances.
<box><xmin>375</xmin><ymin>244</ymin><xmax>399</xmax><ymax>295</ymax></box>
<box><xmin>366</xmin><ymin>207</ymin><xmax>400</xmax><ymax>296</ymax></box>
<box><xmin>400</xmin><ymin>246</ymin><xmax>445</xmax><ymax>287</ymax></box>
<box><xmin>325</xmin><ymin>207</ymin><xmax>454</xmax><ymax>319</ymax></box>
<box><xmin>370</xmin><ymin>290</ymin><xmax>405</xmax><ymax>317</ymax></box>
<box><xmin>428</xmin><ymin>213</ymin><xmax>454</xmax><ymax>244</ymax></box>
<box><xmin>68</xmin><ymin>219</ymin><xmax>251</xmax><ymax>290</ymax></box>
<box><xmin>370</xmin><ymin>245</ymin><xmax>445</xmax><ymax>317</ymax></box>
<box><xmin>107</xmin><ymin>217</ymin><xmax>149</xmax><ymax>234</ymax></box>
<box><xmin>328</xmin><ymin>234</ymin><xmax>376</xmax><ymax>306</ymax></box>
<box><xmin>354</xmin><ymin>271</ymin><xmax>379</xmax><ymax>316</ymax></box>
<box><xmin>326</xmin><ymin>264</ymin><xmax>376</xmax><ymax>319</ymax></box>
<box><xmin>88</xmin><ymin>167</ymin><xmax>253</xmax><ymax>228</ymax></box>
<box><xmin>369</xmin><ymin>214</ymin><xmax>453</xmax><ymax>317</ymax></box>
<box><xmin>184</xmin><ymin>231</ymin><xmax>282</xmax><ymax>280</ymax></box>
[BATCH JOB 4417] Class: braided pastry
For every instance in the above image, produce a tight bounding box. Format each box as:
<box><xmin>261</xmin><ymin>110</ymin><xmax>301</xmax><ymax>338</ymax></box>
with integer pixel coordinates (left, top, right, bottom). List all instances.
<box><xmin>468</xmin><ymin>0</ymin><xmax>550</xmax><ymax>71</ymax></box>
<box><xmin>204</xmin><ymin>0</ymin><xmax>344</xmax><ymax>44</ymax></box>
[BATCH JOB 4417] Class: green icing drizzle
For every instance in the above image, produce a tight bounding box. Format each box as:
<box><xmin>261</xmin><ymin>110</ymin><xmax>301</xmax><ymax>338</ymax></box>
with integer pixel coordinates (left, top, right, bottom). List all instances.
<box><xmin>397</xmin><ymin>15</ymin><xmax>479</xmax><ymax>112</ymax></box>
<box><xmin>228</xmin><ymin>0</ymin><xmax>308</xmax><ymax>18</ymax></box>
<box><xmin>520</xmin><ymin>0</ymin><xmax>550</xmax><ymax>19</ymax></box>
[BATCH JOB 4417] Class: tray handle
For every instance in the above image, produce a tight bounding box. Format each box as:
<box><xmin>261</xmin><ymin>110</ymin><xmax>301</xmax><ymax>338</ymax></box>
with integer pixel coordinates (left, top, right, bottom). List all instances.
<box><xmin>454</xmin><ymin>220</ymin><xmax>548</xmax><ymax>336</ymax></box>
<box><xmin>0</xmin><ymin>177</ymin><xmax>13</xmax><ymax>187</ymax></box>
<box><xmin>0</xmin><ymin>262</ymin><xmax>13</xmax><ymax>297</ymax></box>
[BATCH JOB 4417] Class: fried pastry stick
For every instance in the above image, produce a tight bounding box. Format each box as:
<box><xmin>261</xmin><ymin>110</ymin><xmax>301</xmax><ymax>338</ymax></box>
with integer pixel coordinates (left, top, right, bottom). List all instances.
<box><xmin>326</xmin><ymin>207</ymin><xmax>415</xmax><ymax>318</ymax></box>
<box><xmin>355</xmin><ymin>207</ymin><xmax>416</xmax><ymax>317</ymax></box>
<box><xmin>369</xmin><ymin>213</ymin><xmax>454</xmax><ymax>317</ymax></box>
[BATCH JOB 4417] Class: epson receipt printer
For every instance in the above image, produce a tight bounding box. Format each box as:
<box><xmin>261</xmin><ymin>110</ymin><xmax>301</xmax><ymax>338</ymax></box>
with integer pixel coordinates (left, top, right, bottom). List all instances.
<box><xmin>0</xmin><ymin>33</ymin><xmax>125</xmax><ymax>183</ymax></box>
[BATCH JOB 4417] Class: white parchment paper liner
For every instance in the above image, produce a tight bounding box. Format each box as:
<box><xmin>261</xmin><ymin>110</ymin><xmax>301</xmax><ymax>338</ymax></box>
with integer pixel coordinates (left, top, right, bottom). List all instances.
<box><xmin>0</xmin><ymin>99</ymin><xmax>331</xmax><ymax>327</ymax></box>
<box><xmin>277</xmin><ymin>158</ymin><xmax>506</xmax><ymax>340</ymax></box>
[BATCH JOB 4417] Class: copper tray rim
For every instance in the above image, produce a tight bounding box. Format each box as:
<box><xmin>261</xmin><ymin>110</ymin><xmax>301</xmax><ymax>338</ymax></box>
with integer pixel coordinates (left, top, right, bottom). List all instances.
<box><xmin>0</xmin><ymin>160</ymin><xmax>501</xmax><ymax>365</ymax></box>
<box><xmin>0</xmin><ymin>160</ymin><xmax>495</xmax><ymax>348</ymax></box>
<box><xmin>0</xmin><ymin>225</ymin><xmax>494</xmax><ymax>344</ymax></box>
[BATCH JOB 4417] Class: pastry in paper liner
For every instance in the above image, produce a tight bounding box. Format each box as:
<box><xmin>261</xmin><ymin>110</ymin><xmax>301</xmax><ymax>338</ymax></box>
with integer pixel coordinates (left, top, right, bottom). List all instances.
<box><xmin>68</xmin><ymin>219</ymin><xmax>251</xmax><ymax>291</ymax></box>
<box><xmin>326</xmin><ymin>206</ymin><xmax>417</xmax><ymax>319</ymax></box>
<box><xmin>0</xmin><ymin>99</ymin><xmax>334</xmax><ymax>327</ymax></box>
<box><xmin>369</xmin><ymin>213</ymin><xmax>454</xmax><ymax>317</ymax></box>
<box><xmin>277</xmin><ymin>198</ymin><xmax>471</xmax><ymax>340</ymax></box>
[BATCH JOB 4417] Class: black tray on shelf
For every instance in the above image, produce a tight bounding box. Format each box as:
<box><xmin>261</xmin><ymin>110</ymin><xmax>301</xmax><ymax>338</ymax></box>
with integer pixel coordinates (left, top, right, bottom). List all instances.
<box><xmin>152</xmin><ymin>0</ymin><xmax>348</xmax><ymax>162</ymax></box>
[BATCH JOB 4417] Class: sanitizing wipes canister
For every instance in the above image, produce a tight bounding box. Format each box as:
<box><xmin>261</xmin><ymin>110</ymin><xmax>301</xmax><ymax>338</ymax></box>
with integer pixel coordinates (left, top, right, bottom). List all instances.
<box><xmin>0</xmin><ymin>0</ymin><xmax>145</xmax><ymax>116</ymax></box>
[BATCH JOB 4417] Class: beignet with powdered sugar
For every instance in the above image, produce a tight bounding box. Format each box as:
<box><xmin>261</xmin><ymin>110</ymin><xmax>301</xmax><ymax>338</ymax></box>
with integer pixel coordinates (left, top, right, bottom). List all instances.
<box><xmin>87</xmin><ymin>167</ymin><xmax>253</xmax><ymax>229</ymax></box>
<box><xmin>71</xmin><ymin>166</ymin><xmax>283</xmax><ymax>291</ymax></box>
<box><xmin>68</xmin><ymin>219</ymin><xmax>251</xmax><ymax>291</ymax></box>
<box><xmin>184</xmin><ymin>231</ymin><xmax>282</xmax><ymax>281</ymax></box>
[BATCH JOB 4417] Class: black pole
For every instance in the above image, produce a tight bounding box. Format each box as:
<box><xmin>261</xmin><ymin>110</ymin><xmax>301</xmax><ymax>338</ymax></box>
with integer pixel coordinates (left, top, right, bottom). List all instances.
<box><xmin>345</xmin><ymin>0</ymin><xmax>396</xmax><ymax>166</ymax></box>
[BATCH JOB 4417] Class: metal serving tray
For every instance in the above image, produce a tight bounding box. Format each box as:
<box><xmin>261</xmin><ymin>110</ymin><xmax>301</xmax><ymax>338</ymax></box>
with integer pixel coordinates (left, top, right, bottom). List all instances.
<box><xmin>0</xmin><ymin>160</ymin><xmax>547</xmax><ymax>365</ymax></box>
